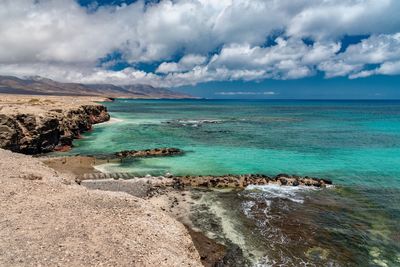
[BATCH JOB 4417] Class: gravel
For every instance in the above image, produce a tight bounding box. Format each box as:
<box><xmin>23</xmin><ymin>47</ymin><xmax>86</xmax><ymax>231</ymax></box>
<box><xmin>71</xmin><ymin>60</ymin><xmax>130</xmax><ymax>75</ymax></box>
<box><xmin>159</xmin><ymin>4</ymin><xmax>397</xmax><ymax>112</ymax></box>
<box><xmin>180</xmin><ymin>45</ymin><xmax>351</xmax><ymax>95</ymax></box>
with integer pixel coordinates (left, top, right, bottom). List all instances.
<box><xmin>0</xmin><ymin>149</ymin><xmax>202</xmax><ymax>267</ymax></box>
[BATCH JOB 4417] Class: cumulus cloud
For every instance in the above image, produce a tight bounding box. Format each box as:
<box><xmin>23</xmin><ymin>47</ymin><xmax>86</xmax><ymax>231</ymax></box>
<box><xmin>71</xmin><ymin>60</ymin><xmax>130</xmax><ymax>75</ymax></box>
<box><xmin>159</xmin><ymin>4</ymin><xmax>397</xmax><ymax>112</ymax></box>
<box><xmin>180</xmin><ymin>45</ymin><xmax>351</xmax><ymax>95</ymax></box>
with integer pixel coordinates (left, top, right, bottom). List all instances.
<box><xmin>156</xmin><ymin>54</ymin><xmax>207</xmax><ymax>73</ymax></box>
<box><xmin>0</xmin><ymin>0</ymin><xmax>399</xmax><ymax>87</ymax></box>
<box><xmin>322</xmin><ymin>33</ymin><xmax>400</xmax><ymax>78</ymax></box>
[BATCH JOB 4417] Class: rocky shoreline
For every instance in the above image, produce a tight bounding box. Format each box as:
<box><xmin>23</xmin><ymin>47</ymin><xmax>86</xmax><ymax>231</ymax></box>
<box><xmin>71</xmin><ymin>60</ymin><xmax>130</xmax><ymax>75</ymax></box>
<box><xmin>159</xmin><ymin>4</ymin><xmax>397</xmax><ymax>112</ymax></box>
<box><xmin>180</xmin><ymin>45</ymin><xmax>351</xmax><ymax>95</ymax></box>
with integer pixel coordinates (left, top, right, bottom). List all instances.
<box><xmin>114</xmin><ymin>147</ymin><xmax>183</xmax><ymax>158</ymax></box>
<box><xmin>0</xmin><ymin>95</ymin><xmax>110</xmax><ymax>154</ymax></box>
<box><xmin>171</xmin><ymin>173</ymin><xmax>332</xmax><ymax>189</ymax></box>
<box><xmin>43</xmin><ymin>149</ymin><xmax>333</xmax><ymax>266</ymax></box>
<box><xmin>0</xmin><ymin>148</ymin><xmax>202</xmax><ymax>266</ymax></box>
<box><xmin>75</xmin><ymin>173</ymin><xmax>332</xmax><ymax>190</ymax></box>
<box><xmin>1</xmin><ymin>95</ymin><xmax>334</xmax><ymax>266</ymax></box>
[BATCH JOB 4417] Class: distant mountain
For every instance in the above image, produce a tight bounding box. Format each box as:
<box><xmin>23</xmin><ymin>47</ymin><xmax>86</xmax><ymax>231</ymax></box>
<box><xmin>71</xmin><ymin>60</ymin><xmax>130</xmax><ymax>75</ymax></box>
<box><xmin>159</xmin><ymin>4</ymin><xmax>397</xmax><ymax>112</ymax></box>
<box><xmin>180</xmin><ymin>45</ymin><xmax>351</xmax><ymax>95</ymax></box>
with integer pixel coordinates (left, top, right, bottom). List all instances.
<box><xmin>0</xmin><ymin>75</ymin><xmax>194</xmax><ymax>99</ymax></box>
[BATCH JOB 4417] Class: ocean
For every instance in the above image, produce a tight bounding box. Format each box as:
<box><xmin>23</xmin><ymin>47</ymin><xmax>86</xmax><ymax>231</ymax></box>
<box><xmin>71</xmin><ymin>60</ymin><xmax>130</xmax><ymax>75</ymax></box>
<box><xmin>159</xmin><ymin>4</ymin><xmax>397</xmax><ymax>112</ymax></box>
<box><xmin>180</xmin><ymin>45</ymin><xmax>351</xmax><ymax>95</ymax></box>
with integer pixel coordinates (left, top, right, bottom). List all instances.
<box><xmin>70</xmin><ymin>99</ymin><xmax>400</xmax><ymax>266</ymax></box>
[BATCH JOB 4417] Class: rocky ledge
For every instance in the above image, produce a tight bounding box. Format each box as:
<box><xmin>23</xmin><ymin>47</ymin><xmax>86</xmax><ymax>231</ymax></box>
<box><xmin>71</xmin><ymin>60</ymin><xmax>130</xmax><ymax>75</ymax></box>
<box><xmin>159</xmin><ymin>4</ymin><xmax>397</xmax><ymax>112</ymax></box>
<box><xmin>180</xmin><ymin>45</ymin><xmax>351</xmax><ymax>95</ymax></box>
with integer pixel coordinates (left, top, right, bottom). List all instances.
<box><xmin>115</xmin><ymin>147</ymin><xmax>183</xmax><ymax>158</ymax></box>
<box><xmin>172</xmin><ymin>173</ymin><xmax>332</xmax><ymax>188</ymax></box>
<box><xmin>77</xmin><ymin>173</ymin><xmax>332</xmax><ymax>189</ymax></box>
<box><xmin>0</xmin><ymin>103</ymin><xmax>110</xmax><ymax>154</ymax></box>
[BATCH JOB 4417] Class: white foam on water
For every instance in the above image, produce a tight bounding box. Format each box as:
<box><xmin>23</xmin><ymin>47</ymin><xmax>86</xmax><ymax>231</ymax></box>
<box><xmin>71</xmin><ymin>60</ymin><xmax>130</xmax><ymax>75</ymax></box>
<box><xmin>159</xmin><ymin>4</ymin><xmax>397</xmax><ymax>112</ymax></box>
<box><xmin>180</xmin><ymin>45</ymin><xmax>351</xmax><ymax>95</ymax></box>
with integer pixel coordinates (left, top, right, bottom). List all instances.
<box><xmin>206</xmin><ymin>199</ymin><xmax>247</xmax><ymax>248</ymax></box>
<box><xmin>241</xmin><ymin>200</ymin><xmax>256</xmax><ymax>217</ymax></box>
<box><xmin>97</xmin><ymin>117</ymin><xmax>168</xmax><ymax>126</ymax></box>
<box><xmin>107</xmin><ymin>118</ymin><xmax>124</xmax><ymax>124</ymax></box>
<box><xmin>245</xmin><ymin>184</ymin><xmax>318</xmax><ymax>204</ymax></box>
<box><xmin>93</xmin><ymin>163</ymin><xmax>119</xmax><ymax>173</ymax></box>
<box><xmin>127</xmin><ymin>118</ymin><xmax>167</xmax><ymax>125</ymax></box>
<box><xmin>169</xmin><ymin>119</ymin><xmax>224</xmax><ymax>126</ymax></box>
<box><xmin>94</xmin><ymin>163</ymin><xmax>160</xmax><ymax>175</ymax></box>
<box><xmin>96</xmin><ymin>117</ymin><xmax>124</xmax><ymax>126</ymax></box>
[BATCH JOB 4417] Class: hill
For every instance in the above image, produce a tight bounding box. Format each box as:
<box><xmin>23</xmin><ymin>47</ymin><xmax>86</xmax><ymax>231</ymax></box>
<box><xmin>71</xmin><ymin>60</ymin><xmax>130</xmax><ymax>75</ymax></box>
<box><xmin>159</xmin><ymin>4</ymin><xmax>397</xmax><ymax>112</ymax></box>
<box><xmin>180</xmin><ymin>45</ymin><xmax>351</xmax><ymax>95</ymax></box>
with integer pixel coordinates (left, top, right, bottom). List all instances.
<box><xmin>0</xmin><ymin>75</ymin><xmax>193</xmax><ymax>99</ymax></box>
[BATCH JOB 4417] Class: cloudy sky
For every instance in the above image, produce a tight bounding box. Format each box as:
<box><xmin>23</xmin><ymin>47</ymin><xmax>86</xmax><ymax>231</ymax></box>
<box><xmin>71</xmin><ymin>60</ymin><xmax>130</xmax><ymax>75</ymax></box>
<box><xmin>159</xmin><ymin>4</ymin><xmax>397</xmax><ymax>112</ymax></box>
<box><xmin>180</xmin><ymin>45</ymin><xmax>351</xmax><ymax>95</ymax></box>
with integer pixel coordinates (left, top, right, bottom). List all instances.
<box><xmin>1</xmin><ymin>0</ymin><xmax>400</xmax><ymax>98</ymax></box>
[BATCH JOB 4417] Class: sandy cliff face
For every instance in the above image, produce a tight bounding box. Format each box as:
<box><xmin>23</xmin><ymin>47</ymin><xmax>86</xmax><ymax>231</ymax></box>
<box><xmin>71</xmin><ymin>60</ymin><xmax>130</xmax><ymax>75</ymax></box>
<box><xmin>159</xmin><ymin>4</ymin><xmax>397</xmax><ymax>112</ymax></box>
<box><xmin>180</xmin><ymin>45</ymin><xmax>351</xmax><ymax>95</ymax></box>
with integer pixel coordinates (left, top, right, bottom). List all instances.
<box><xmin>0</xmin><ymin>98</ymin><xmax>109</xmax><ymax>154</ymax></box>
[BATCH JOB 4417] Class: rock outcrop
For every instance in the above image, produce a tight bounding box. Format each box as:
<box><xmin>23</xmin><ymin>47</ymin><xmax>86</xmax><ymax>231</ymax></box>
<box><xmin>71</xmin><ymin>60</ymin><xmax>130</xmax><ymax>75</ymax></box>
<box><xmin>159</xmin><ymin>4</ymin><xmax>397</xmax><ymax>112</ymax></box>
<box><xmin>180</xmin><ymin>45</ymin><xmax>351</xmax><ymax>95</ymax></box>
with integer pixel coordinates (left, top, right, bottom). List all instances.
<box><xmin>172</xmin><ymin>173</ymin><xmax>332</xmax><ymax>188</ymax></box>
<box><xmin>114</xmin><ymin>147</ymin><xmax>183</xmax><ymax>158</ymax></box>
<box><xmin>0</xmin><ymin>104</ymin><xmax>109</xmax><ymax>154</ymax></box>
<box><xmin>76</xmin><ymin>173</ymin><xmax>332</xmax><ymax>189</ymax></box>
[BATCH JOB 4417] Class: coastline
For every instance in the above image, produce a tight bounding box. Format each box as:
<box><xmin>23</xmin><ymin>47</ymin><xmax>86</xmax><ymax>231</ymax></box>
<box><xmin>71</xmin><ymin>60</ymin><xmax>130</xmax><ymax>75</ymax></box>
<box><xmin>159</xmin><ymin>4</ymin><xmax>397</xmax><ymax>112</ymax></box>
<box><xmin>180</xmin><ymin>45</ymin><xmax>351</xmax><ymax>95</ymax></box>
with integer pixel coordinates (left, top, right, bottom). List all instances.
<box><xmin>0</xmin><ymin>94</ymin><xmax>340</xmax><ymax>266</ymax></box>
<box><xmin>0</xmin><ymin>94</ymin><xmax>205</xmax><ymax>266</ymax></box>
<box><xmin>0</xmin><ymin>94</ymin><xmax>110</xmax><ymax>154</ymax></box>
<box><xmin>0</xmin><ymin>148</ymin><xmax>202</xmax><ymax>266</ymax></box>
<box><xmin>0</xmin><ymin>94</ymin><xmax>243</xmax><ymax>266</ymax></box>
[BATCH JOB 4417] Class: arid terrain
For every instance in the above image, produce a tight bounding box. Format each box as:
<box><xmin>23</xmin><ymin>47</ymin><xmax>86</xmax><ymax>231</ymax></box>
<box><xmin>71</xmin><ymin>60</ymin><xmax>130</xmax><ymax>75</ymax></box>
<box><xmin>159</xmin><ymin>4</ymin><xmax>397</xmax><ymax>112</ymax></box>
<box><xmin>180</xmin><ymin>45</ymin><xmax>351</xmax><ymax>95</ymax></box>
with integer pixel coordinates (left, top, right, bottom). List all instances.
<box><xmin>0</xmin><ymin>94</ymin><xmax>110</xmax><ymax>154</ymax></box>
<box><xmin>0</xmin><ymin>75</ymin><xmax>193</xmax><ymax>99</ymax></box>
<box><xmin>0</xmin><ymin>148</ymin><xmax>202</xmax><ymax>266</ymax></box>
<box><xmin>0</xmin><ymin>94</ymin><xmax>202</xmax><ymax>266</ymax></box>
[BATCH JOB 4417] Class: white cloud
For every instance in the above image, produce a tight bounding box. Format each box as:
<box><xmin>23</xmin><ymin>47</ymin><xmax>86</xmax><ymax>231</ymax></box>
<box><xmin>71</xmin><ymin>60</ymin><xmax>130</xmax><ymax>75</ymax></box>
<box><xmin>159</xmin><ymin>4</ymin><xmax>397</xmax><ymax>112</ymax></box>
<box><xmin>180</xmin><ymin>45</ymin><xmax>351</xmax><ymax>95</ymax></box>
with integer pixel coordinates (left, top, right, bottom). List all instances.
<box><xmin>378</xmin><ymin>60</ymin><xmax>400</xmax><ymax>75</ymax></box>
<box><xmin>0</xmin><ymin>0</ymin><xmax>399</xmax><ymax>87</ymax></box>
<box><xmin>156</xmin><ymin>54</ymin><xmax>207</xmax><ymax>73</ymax></box>
<box><xmin>350</xmin><ymin>61</ymin><xmax>400</xmax><ymax>78</ymax></box>
<box><xmin>321</xmin><ymin>33</ymin><xmax>400</xmax><ymax>78</ymax></box>
<box><xmin>341</xmin><ymin>33</ymin><xmax>400</xmax><ymax>64</ymax></box>
<box><xmin>287</xmin><ymin>0</ymin><xmax>399</xmax><ymax>40</ymax></box>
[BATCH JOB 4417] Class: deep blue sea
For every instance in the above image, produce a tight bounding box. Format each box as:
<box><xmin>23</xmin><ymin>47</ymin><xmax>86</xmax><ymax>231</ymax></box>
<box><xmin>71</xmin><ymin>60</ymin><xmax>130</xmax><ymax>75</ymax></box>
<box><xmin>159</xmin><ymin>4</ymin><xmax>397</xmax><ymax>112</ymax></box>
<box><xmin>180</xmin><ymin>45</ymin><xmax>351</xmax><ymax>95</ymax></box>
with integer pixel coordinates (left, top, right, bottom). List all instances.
<box><xmin>71</xmin><ymin>99</ymin><xmax>400</xmax><ymax>266</ymax></box>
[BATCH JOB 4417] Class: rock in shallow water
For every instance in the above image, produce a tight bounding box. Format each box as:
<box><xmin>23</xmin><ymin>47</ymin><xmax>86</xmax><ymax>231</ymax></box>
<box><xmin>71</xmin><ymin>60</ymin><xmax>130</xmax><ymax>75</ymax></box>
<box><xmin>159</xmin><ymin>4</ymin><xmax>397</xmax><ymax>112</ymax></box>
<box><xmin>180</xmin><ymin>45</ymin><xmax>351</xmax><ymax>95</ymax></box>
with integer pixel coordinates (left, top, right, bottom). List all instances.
<box><xmin>114</xmin><ymin>147</ymin><xmax>183</xmax><ymax>158</ymax></box>
<box><xmin>173</xmin><ymin>174</ymin><xmax>332</xmax><ymax>189</ymax></box>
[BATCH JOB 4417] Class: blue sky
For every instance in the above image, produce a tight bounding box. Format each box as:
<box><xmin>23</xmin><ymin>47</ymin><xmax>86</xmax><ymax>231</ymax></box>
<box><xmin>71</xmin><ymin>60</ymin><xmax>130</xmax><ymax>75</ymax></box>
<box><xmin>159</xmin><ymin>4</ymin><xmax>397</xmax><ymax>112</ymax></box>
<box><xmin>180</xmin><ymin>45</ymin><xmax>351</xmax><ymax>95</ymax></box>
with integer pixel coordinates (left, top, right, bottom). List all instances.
<box><xmin>176</xmin><ymin>75</ymin><xmax>400</xmax><ymax>99</ymax></box>
<box><xmin>0</xmin><ymin>0</ymin><xmax>399</xmax><ymax>99</ymax></box>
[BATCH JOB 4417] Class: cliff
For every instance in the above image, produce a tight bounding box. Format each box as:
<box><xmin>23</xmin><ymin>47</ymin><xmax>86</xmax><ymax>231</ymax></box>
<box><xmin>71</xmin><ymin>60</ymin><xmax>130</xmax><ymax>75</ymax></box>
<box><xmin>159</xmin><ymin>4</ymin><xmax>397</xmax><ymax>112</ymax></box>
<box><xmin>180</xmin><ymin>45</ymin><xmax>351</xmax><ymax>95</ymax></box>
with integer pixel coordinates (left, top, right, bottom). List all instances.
<box><xmin>0</xmin><ymin>95</ymin><xmax>110</xmax><ymax>154</ymax></box>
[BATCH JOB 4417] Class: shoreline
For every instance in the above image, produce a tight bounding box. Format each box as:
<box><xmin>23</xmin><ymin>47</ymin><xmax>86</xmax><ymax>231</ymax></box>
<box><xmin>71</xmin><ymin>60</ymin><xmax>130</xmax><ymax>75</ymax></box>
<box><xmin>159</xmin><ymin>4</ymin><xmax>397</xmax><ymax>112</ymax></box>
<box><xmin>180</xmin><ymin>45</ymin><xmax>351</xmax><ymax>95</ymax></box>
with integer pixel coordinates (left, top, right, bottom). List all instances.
<box><xmin>41</xmin><ymin>152</ymin><xmax>334</xmax><ymax>265</ymax></box>
<box><xmin>0</xmin><ymin>148</ymin><xmax>202</xmax><ymax>266</ymax></box>
<box><xmin>0</xmin><ymin>94</ymin><xmax>204</xmax><ymax>266</ymax></box>
<box><xmin>0</xmin><ymin>94</ymin><xmax>234</xmax><ymax>266</ymax></box>
<box><xmin>0</xmin><ymin>94</ymin><xmax>110</xmax><ymax>154</ymax></box>
<box><xmin>1</xmin><ymin>94</ymin><xmax>335</xmax><ymax>266</ymax></box>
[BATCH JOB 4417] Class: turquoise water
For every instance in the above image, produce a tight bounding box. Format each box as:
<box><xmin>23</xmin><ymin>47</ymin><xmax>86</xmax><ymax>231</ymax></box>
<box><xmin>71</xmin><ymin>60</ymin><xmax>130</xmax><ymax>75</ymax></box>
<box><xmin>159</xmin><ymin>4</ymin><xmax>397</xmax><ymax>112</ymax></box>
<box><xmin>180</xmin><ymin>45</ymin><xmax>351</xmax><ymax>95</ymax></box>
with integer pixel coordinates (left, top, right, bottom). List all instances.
<box><xmin>70</xmin><ymin>99</ymin><xmax>400</xmax><ymax>266</ymax></box>
<box><xmin>73</xmin><ymin>99</ymin><xmax>400</xmax><ymax>188</ymax></box>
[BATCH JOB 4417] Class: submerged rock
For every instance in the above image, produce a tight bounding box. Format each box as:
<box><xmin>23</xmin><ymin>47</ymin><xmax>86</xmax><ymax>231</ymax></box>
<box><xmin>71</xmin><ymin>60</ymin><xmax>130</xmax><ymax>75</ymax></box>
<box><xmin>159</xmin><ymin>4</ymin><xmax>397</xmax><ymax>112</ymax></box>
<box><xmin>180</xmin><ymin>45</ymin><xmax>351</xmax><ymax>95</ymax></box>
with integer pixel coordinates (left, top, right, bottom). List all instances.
<box><xmin>77</xmin><ymin>172</ymin><xmax>332</xmax><ymax>190</ymax></box>
<box><xmin>114</xmin><ymin>147</ymin><xmax>183</xmax><ymax>158</ymax></box>
<box><xmin>172</xmin><ymin>174</ymin><xmax>332</xmax><ymax>189</ymax></box>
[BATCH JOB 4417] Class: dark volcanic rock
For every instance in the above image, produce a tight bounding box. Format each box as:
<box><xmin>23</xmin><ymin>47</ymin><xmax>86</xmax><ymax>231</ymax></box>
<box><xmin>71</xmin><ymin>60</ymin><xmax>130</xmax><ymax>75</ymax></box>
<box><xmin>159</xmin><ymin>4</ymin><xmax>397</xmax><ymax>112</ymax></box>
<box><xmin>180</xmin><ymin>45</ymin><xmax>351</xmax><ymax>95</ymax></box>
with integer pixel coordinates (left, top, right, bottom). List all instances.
<box><xmin>0</xmin><ymin>105</ymin><xmax>109</xmax><ymax>154</ymax></box>
<box><xmin>172</xmin><ymin>174</ymin><xmax>332</xmax><ymax>189</ymax></box>
<box><xmin>115</xmin><ymin>147</ymin><xmax>183</xmax><ymax>158</ymax></box>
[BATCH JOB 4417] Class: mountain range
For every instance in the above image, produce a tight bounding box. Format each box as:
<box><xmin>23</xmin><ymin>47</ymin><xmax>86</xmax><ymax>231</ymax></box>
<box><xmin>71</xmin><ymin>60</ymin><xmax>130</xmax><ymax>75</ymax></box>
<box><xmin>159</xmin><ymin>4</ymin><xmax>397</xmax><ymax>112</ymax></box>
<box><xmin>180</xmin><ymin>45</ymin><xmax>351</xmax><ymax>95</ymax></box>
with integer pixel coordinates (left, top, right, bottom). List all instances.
<box><xmin>0</xmin><ymin>75</ymin><xmax>193</xmax><ymax>99</ymax></box>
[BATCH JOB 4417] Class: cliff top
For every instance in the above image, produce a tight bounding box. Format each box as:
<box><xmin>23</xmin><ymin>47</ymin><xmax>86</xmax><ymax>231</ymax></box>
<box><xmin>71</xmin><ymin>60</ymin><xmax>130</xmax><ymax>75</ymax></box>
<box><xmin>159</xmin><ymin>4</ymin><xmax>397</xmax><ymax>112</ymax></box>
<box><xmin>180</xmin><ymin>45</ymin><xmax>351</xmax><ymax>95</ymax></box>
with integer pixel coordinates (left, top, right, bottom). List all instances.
<box><xmin>0</xmin><ymin>94</ymin><xmax>108</xmax><ymax>116</ymax></box>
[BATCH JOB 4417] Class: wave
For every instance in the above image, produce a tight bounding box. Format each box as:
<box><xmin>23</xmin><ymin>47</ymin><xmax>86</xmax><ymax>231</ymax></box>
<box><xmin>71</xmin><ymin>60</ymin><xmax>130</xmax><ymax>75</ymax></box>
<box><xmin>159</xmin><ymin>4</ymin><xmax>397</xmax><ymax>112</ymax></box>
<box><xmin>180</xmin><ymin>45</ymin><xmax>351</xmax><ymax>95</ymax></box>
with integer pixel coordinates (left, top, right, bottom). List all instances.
<box><xmin>165</xmin><ymin>119</ymin><xmax>224</xmax><ymax>127</ymax></box>
<box><xmin>244</xmin><ymin>184</ymin><xmax>319</xmax><ymax>204</ymax></box>
<box><xmin>108</xmin><ymin>118</ymin><xmax>124</xmax><ymax>124</ymax></box>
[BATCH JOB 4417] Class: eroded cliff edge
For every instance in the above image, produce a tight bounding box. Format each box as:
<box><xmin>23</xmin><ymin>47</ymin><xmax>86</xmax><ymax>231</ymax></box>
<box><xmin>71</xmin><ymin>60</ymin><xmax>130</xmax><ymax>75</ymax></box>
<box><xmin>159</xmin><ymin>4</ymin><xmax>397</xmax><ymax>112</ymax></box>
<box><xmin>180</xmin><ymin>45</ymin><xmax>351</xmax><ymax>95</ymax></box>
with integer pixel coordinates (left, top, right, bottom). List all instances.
<box><xmin>0</xmin><ymin>95</ymin><xmax>110</xmax><ymax>154</ymax></box>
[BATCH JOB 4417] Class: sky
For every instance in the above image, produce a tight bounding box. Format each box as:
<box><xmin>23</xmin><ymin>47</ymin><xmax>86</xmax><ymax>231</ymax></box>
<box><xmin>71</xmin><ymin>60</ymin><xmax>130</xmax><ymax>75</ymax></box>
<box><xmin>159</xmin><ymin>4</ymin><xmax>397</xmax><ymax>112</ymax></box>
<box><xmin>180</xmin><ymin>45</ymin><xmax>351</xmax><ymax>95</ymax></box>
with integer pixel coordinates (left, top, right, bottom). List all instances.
<box><xmin>0</xmin><ymin>0</ymin><xmax>399</xmax><ymax>99</ymax></box>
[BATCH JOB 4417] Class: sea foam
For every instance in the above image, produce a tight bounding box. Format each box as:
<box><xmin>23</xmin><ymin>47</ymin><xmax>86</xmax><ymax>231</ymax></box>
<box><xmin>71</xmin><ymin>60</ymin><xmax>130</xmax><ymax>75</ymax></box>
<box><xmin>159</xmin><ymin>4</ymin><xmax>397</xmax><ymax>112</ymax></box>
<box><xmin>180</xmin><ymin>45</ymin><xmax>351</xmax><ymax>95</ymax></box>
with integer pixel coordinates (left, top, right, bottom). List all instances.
<box><xmin>245</xmin><ymin>184</ymin><xmax>318</xmax><ymax>204</ymax></box>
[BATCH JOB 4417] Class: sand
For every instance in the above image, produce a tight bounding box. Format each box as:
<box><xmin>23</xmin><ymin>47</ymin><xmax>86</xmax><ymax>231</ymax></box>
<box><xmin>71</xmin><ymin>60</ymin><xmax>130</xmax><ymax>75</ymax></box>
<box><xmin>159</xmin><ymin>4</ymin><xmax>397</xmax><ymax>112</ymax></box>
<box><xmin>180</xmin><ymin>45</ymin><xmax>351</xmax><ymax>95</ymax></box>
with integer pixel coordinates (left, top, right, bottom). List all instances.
<box><xmin>0</xmin><ymin>148</ymin><xmax>202</xmax><ymax>266</ymax></box>
<box><xmin>42</xmin><ymin>156</ymin><xmax>102</xmax><ymax>176</ymax></box>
